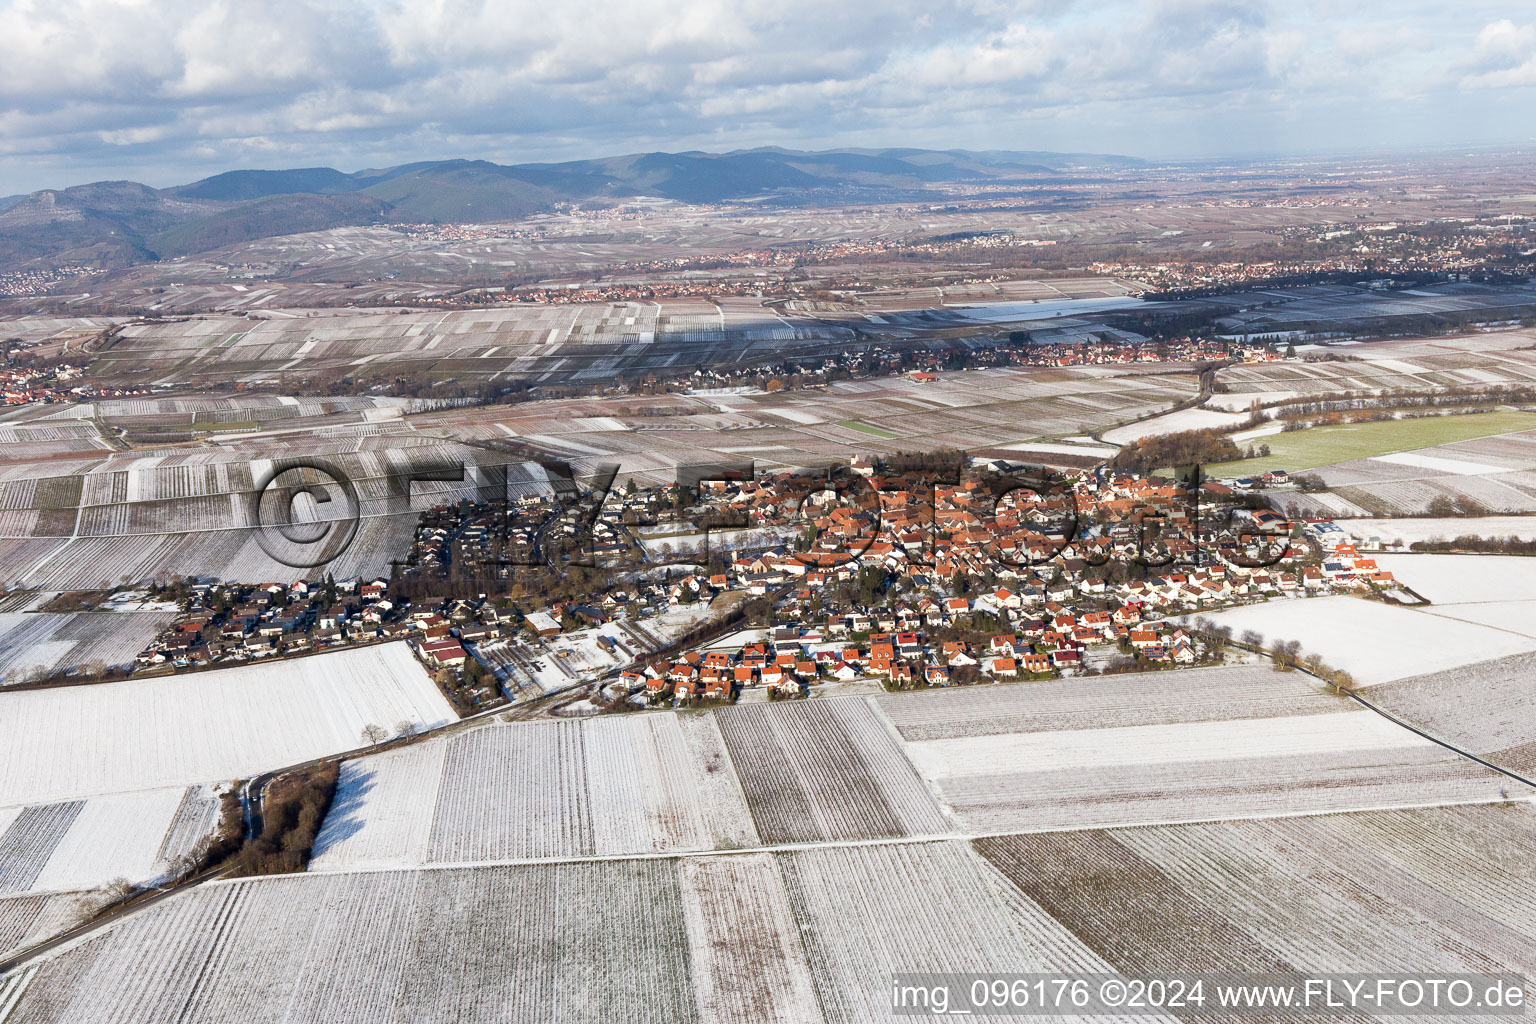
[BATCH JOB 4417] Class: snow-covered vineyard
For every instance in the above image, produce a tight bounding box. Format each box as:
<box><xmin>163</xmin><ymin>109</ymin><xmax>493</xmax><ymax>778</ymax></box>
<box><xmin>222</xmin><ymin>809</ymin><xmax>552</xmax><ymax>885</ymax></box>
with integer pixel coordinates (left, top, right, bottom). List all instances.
<box><xmin>8</xmin><ymin>803</ymin><xmax>1536</xmax><ymax>1024</ymax></box>
<box><xmin>887</xmin><ymin>668</ymin><xmax>1516</xmax><ymax>832</ymax></box>
<box><xmin>0</xmin><ymin>787</ymin><xmax>217</xmax><ymax>899</ymax></box>
<box><xmin>312</xmin><ymin>672</ymin><xmax>1530</xmax><ymax>874</ymax></box>
<box><xmin>0</xmin><ymin>603</ymin><xmax>176</xmax><ymax>685</ymax></box>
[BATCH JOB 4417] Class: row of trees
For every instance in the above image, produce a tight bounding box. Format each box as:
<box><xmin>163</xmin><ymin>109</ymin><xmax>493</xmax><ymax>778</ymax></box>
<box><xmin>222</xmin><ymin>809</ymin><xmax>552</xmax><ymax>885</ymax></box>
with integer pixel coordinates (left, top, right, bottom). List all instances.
<box><xmin>1191</xmin><ymin>618</ymin><xmax>1356</xmax><ymax>690</ymax></box>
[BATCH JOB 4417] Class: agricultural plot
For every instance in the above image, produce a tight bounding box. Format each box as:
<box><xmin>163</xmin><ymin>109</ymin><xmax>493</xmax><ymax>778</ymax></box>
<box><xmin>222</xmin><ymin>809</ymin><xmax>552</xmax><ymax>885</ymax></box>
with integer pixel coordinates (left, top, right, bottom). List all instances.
<box><xmin>408</xmin><ymin>365</ymin><xmax>1198</xmax><ymax>482</ymax></box>
<box><xmin>0</xmin><ymin>644</ymin><xmax>453</xmax><ymax>806</ymax></box>
<box><xmin>311</xmin><ymin>712</ymin><xmax>759</xmax><ymax>869</ymax></box>
<box><xmin>14</xmin><ymin>811</ymin><xmax>1536</xmax><ymax>1021</ymax></box>
<box><xmin>1369</xmin><ymin>650</ymin><xmax>1536</xmax><ymax>778</ymax></box>
<box><xmin>1100</xmin><ymin>406</ymin><xmax>1246</xmax><ymax>444</ymax></box>
<box><xmin>1270</xmin><ymin>427</ymin><xmax>1536</xmax><ymax>515</ymax></box>
<box><xmin>0</xmin><ymin>608</ymin><xmax>176</xmax><ymax>684</ymax></box>
<box><xmin>9</xmin><ymin>861</ymin><xmax>699</xmax><ymax>1024</ymax></box>
<box><xmin>0</xmin><ymin>787</ymin><xmax>214</xmax><ymax>898</ymax></box>
<box><xmin>0</xmin><ymin>439</ymin><xmax>549</xmax><ymax>587</ymax></box>
<box><xmin>85</xmin><ymin>300</ymin><xmax>862</xmax><ymax>389</ymax></box>
<box><xmin>677</xmin><ymin>855</ymin><xmax>823</xmax><ymax>1024</ymax></box>
<box><xmin>977</xmin><ymin>802</ymin><xmax>1536</xmax><ymax>985</ymax></box>
<box><xmin>1364</xmin><ymin>555</ymin><xmax>1536</xmax><ymax>652</ymax></box>
<box><xmin>875</xmin><ymin>665</ymin><xmax>1341</xmax><ymax>742</ymax></box>
<box><xmin>1335</xmin><ymin>516</ymin><xmax>1536</xmax><ymax>545</ymax></box>
<box><xmin>1376</xmin><ymin>553</ymin><xmax>1536</xmax><ymax>605</ymax></box>
<box><xmin>1196</xmin><ymin>595</ymin><xmax>1536</xmax><ymax>685</ymax></box>
<box><xmin>775</xmin><ymin>840</ymin><xmax>1124</xmax><ymax>1023</ymax></box>
<box><xmin>0</xmin><ymin>892</ymin><xmax>87</xmax><ymax>961</ymax></box>
<box><xmin>882</xmin><ymin>664</ymin><xmax>1527</xmax><ymax>832</ymax></box>
<box><xmin>1203</xmin><ymin>411</ymin><xmax>1536</xmax><ymax>477</ymax></box>
<box><xmin>7</xmin><ymin>843</ymin><xmax>1125</xmax><ymax>1024</ymax></box>
<box><xmin>714</xmin><ymin>698</ymin><xmax>949</xmax><ymax>844</ymax></box>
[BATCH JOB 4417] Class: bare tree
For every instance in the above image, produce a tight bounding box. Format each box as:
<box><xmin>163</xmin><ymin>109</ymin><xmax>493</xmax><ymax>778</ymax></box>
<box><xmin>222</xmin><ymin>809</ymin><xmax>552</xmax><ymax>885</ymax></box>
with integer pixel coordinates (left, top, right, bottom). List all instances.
<box><xmin>360</xmin><ymin>723</ymin><xmax>388</xmax><ymax>745</ymax></box>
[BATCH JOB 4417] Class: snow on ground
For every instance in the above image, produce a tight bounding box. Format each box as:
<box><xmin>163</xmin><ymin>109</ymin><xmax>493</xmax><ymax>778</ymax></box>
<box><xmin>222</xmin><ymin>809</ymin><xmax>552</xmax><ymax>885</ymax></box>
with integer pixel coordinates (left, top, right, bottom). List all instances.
<box><xmin>637</xmin><ymin>525</ymin><xmax>797</xmax><ymax>556</ymax></box>
<box><xmin>902</xmin><ymin>712</ymin><xmax>1429</xmax><ymax>778</ymax></box>
<box><xmin>1365</xmin><ymin>358</ymin><xmax>1427</xmax><ymax>374</ymax></box>
<box><xmin>1101</xmin><ymin>407</ymin><xmax>1247</xmax><ymax>445</ymax></box>
<box><xmin>1379</xmin><ymin>553</ymin><xmax>1536</xmax><ymax>604</ymax></box>
<box><xmin>647</xmin><ymin>603</ymin><xmax>724</xmax><ymax>644</ymax></box>
<box><xmin>1197</xmin><ymin>595</ymin><xmax>1536</xmax><ymax>686</ymax></box>
<box><xmin>0</xmin><ymin>608</ymin><xmax>177</xmax><ymax>685</ymax></box>
<box><xmin>310</xmin><ymin>713</ymin><xmax>759</xmax><ymax>869</ymax></box>
<box><xmin>1370</xmin><ymin>452</ymin><xmax>1506</xmax><ymax>475</ymax></box>
<box><xmin>1374</xmin><ymin>554</ymin><xmax>1536</xmax><ymax>641</ymax></box>
<box><xmin>0</xmin><ymin>643</ymin><xmax>454</xmax><ymax>805</ymax></box>
<box><xmin>1206</xmin><ymin>390</ymin><xmax>1303</xmax><ymax>410</ymax></box>
<box><xmin>1339</xmin><ymin>518</ymin><xmax>1536</xmax><ymax>545</ymax></box>
<box><xmin>0</xmin><ymin>787</ymin><xmax>215</xmax><ymax>897</ymax></box>
<box><xmin>309</xmin><ymin>742</ymin><xmax>447</xmax><ymax>870</ymax></box>
<box><xmin>985</xmin><ymin>440</ymin><xmax>1116</xmax><ymax>457</ymax></box>
<box><xmin>1231</xmin><ymin>422</ymin><xmax>1286</xmax><ymax>442</ymax></box>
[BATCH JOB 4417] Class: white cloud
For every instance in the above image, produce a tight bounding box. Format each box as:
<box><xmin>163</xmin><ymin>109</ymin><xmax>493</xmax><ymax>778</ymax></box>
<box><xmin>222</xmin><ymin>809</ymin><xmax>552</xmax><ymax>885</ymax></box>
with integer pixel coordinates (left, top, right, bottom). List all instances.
<box><xmin>1461</xmin><ymin>19</ymin><xmax>1536</xmax><ymax>88</ymax></box>
<box><xmin>0</xmin><ymin>0</ymin><xmax>1531</xmax><ymax>191</ymax></box>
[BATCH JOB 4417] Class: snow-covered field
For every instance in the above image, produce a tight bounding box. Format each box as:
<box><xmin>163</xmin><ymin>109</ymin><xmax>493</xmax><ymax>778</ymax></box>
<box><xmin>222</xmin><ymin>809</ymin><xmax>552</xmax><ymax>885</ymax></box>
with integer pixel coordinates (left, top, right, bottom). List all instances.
<box><xmin>1369</xmin><ymin>651</ymin><xmax>1536</xmax><ymax>777</ymax></box>
<box><xmin>8</xmin><ymin>862</ymin><xmax>700</xmax><ymax>1024</ymax></box>
<box><xmin>1196</xmin><ymin>595</ymin><xmax>1536</xmax><ymax>685</ymax></box>
<box><xmin>1379</xmin><ymin>553</ymin><xmax>1536</xmax><ymax>603</ymax></box>
<box><xmin>1339</xmin><ymin>517</ymin><xmax>1536</xmax><ymax>545</ymax></box>
<box><xmin>15</xmin><ymin>802</ymin><xmax>1536</xmax><ymax>1024</ymax></box>
<box><xmin>0</xmin><ymin>644</ymin><xmax>454</xmax><ymax>805</ymax></box>
<box><xmin>902</xmin><ymin>712</ymin><xmax>1429</xmax><ymax>778</ymax></box>
<box><xmin>978</xmin><ymin>803</ymin><xmax>1536</xmax><ymax>982</ymax></box>
<box><xmin>1370</xmin><ymin>452</ymin><xmax>1506</xmax><ymax>475</ymax></box>
<box><xmin>715</xmin><ymin>698</ymin><xmax>950</xmax><ymax>844</ymax></box>
<box><xmin>0</xmin><ymin>787</ymin><xmax>216</xmax><ymax>897</ymax></box>
<box><xmin>310</xmin><ymin>712</ymin><xmax>759</xmax><ymax>870</ymax></box>
<box><xmin>876</xmin><ymin>665</ymin><xmax>1337</xmax><ymax>741</ymax></box>
<box><xmin>0</xmin><ymin>608</ymin><xmax>176</xmax><ymax>685</ymax></box>
<box><xmin>1101</xmin><ymin>406</ymin><xmax>1246</xmax><ymax>444</ymax></box>
<box><xmin>1369</xmin><ymin>554</ymin><xmax>1536</xmax><ymax>641</ymax></box>
<box><xmin>887</xmin><ymin>661</ymin><xmax>1524</xmax><ymax>832</ymax></box>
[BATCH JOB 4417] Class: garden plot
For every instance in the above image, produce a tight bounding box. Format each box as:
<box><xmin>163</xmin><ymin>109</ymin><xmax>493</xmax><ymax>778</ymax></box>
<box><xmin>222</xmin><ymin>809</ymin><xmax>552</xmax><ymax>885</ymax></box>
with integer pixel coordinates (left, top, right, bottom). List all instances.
<box><xmin>1196</xmin><ymin>595</ymin><xmax>1536</xmax><ymax>685</ymax></box>
<box><xmin>312</xmin><ymin>712</ymin><xmax>759</xmax><ymax>869</ymax></box>
<box><xmin>1368</xmin><ymin>651</ymin><xmax>1536</xmax><ymax>777</ymax></box>
<box><xmin>0</xmin><ymin>644</ymin><xmax>453</xmax><ymax>806</ymax></box>
<box><xmin>715</xmin><ymin>697</ymin><xmax>949</xmax><ymax>844</ymax></box>
<box><xmin>9</xmin><ymin>861</ymin><xmax>698</xmax><ymax>1024</ymax></box>
<box><xmin>977</xmin><ymin>803</ymin><xmax>1536</xmax><ymax>984</ymax></box>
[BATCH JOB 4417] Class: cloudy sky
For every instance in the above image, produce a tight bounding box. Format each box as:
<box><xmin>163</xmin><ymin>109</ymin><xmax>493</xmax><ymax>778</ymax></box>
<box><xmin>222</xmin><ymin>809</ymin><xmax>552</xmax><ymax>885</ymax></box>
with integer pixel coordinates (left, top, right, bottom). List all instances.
<box><xmin>3</xmin><ymin>0</ymin><xmax>1535</xmax><ymax>193</ymax></box>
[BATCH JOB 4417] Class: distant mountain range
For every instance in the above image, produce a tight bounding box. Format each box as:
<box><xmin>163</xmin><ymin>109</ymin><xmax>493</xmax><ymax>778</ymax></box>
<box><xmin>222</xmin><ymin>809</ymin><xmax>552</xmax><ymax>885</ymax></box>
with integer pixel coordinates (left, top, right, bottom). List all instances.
<box><xmin>0</xmin><ymin>147</ymin><xmax>1143</xmax><ymax>274</ymax></box>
